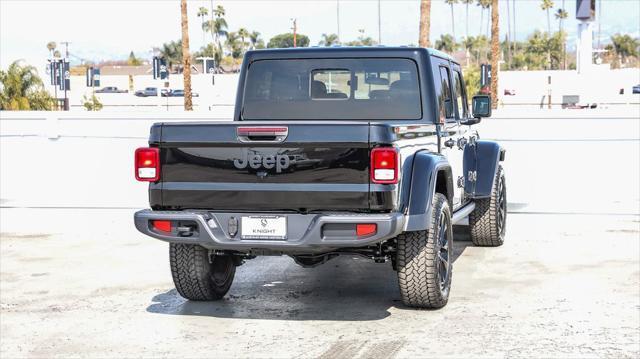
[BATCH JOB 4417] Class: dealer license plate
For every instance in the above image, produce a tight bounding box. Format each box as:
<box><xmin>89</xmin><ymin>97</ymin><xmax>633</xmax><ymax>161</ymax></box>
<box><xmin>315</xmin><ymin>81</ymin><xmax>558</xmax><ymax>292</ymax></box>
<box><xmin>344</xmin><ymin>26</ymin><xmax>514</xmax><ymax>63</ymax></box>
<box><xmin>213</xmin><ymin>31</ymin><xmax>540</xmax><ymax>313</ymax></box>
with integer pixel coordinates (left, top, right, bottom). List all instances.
<box><xmin>241</xmin><ymin>216</ymin><xmax>287</xmax><ymax>240</ymax></box>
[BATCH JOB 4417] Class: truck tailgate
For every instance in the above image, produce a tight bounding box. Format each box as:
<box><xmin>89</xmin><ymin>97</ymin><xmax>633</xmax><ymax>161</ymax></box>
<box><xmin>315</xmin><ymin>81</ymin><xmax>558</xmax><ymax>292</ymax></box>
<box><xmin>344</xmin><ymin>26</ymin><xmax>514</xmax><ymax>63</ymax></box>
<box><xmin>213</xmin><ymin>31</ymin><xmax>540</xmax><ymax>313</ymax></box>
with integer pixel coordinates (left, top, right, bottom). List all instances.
<box><xmin>153</xmin><ymin>121</ymin><xmax>372</xmax><ymax>211</ymax></box>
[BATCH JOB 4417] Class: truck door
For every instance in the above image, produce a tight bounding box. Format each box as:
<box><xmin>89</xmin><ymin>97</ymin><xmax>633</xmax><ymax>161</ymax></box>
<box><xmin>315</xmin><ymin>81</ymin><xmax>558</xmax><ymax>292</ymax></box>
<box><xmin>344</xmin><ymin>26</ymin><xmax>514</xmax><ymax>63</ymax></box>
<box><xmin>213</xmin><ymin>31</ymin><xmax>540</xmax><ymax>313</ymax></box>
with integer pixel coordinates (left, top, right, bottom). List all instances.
<box><xmin>450</xmin><ymin>63</ymin><xmax>476</xmax><ymax>201</ymax></box>
<box><xmin>432</xmin><ymin>59</ymin><xmax>464</xmax><ymax>210</ymax></box>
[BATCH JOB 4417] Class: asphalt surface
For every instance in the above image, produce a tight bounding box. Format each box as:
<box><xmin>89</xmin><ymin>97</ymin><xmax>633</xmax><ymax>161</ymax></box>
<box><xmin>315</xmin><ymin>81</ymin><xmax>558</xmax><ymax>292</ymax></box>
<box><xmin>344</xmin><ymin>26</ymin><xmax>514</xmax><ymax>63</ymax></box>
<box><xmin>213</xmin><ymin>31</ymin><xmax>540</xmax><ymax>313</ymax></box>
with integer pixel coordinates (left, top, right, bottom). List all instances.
<box><xmin>1</xmin><ymin>111</ymin><xmax>639</xmax><ymax>358</ymax></box>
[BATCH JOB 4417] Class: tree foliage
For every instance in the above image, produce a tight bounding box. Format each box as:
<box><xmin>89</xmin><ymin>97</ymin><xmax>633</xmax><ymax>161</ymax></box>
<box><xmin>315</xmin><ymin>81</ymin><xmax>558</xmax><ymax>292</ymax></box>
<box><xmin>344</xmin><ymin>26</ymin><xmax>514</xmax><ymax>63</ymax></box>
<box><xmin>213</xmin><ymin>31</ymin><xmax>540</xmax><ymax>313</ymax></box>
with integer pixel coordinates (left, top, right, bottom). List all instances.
<box><xmin>344</xmin><ymin>29</ymin><xmax>377</xmax><ymax>46</ymax></box>
<box><xmin>319</xmin><ymin>33</ymin><xmax>340</xmax><ymax>46</ymax></box>
<box><xmin>267</xmin><ymin>33</ymin><xmax>310</xmax><ymax>48</ymax></box>
<box><xmin>157</xmin><ymin>40</ymin><xmax>182</xmax><ymax>70</ymax></box>
<box><xmin>82</xmin><ymin>94</ymin><xmax>103</xmax><ymax>111</ymax></box>
<box><xmin>127</xmin><ymin>51</ymin><xmax>141</xmax><ymax>66</ymax></box>
<box><xmin>606</xmin><ymin>34</ymin><xmax>640</xmax><ymax>67</ymax></box>
<box><xmin>435</xmin><ymin>34</ymin><xmax>457</xmax><ymax>53</ymax></box>
<box><xmin>0</xmin><ymin>61</ymin><xmax>54</xmax><ymax>111</ymax></box>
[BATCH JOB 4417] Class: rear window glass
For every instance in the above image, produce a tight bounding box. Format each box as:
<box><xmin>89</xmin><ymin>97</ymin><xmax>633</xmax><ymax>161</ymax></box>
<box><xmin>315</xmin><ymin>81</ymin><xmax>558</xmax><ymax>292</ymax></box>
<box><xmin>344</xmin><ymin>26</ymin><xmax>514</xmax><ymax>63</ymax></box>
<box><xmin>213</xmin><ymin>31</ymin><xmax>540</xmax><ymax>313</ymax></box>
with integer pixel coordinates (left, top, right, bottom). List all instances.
<box><xmin>242</xmin><ymin>58</ymin><xmax>422</xmax><ymax>120</ymax></box>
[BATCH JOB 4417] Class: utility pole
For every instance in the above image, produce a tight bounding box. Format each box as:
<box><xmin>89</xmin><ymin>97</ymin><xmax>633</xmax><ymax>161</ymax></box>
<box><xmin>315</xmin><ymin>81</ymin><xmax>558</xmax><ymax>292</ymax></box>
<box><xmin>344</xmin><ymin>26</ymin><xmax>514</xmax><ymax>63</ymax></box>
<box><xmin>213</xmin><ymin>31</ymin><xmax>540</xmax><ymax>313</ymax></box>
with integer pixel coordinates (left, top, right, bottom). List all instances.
<box><xmin>377</xmin><ymin>0</ymin><xmax>381</xmax><ymax>45</ymax></box>
<box><xmin>597</xmin><ymin>0</ymin><xmax>602</xmax><ymax>51</ymax></box>
<box><xmin>60</xmin><ymin>41</ymin><xmax>71</xmax><ymax>58</ymax></box>
<box><xmin>291</xmin><ymin>18</ymin><xmax>297</xmax><ymax>47</ymax></box>
<box><xmin>60</xmin><ymin>41</ymin><xmax>71</xmax><ymax>111</ymax></box>
<box><xmin>337</xmin><ymin>0</ymin><xmax>340</xmax><ymax>42</ymax></box>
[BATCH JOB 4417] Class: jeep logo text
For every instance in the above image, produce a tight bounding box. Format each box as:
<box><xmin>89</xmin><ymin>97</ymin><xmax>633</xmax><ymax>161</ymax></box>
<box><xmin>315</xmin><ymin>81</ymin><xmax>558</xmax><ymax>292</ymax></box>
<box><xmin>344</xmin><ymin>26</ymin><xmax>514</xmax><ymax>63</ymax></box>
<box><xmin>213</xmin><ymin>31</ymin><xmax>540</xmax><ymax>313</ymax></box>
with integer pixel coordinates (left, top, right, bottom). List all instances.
<box><xmin>233</xmin><ymin>153</ymin><xmax>290</xmax><ymax>173</ymax></box>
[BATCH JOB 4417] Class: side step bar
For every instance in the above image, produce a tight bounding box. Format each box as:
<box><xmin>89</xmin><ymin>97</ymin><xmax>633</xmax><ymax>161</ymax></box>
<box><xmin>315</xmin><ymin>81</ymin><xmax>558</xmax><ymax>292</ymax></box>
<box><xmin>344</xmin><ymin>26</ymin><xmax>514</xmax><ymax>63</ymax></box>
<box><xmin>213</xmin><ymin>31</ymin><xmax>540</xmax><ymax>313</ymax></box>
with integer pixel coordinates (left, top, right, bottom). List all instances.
<box><xmin>451</xmin><ymin>202</ymin><xmax>475</xmax><ymax>225</ymax></box>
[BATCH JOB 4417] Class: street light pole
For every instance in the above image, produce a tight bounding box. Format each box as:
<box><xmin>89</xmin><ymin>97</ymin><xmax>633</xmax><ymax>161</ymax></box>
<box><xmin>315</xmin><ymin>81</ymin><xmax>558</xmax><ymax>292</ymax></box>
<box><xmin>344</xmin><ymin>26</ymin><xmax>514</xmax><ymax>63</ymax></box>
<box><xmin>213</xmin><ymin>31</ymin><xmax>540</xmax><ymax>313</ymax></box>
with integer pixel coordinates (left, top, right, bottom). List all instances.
<box><xmin>337</xmin><ymin>0</ymin><xmax>340</xmax><ymax>42</ymax></box>
<box><xmin>60</xmin><ymin>41</ymin><xmax>70</xmax><ymax>58</ymax></box>
<box><xmin>291</xmin><ymin>18</ymin><xmax>297</xmax><ymax>47</ymax></box>
<box><xmin>378</xmin><ymin>0</ymin><xmax>381</xmax><ymax>44</ymax></box>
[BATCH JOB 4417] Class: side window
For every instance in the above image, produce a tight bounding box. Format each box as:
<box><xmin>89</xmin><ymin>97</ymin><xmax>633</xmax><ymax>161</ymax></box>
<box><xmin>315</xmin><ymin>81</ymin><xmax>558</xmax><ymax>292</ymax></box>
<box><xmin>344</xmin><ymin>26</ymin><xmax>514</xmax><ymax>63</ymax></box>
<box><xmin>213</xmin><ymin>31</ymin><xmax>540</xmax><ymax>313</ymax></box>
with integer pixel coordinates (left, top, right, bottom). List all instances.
<box><xmin>452</xmin><ymin>70</ymin><xmax>468</xmax><ymax>118</ymax></box>
<box><xmin>438</xmin><ymin>66</ymin><xmax>454</xmax><ymax>121</ymax></box>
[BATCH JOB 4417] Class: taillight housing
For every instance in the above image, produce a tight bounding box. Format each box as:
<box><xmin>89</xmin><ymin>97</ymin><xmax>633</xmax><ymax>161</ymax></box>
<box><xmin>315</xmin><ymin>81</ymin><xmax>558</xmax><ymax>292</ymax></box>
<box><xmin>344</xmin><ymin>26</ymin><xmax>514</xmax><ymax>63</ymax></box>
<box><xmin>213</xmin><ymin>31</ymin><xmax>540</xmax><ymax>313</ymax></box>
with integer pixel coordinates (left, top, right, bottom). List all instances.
<box><xmin>135</xmin><ymin>147</ymin><xmax>160</xmax><ymax>182</ymax></box>
<box><xmin>370</xmin><ymin>147</ymin><xmax>399</xmax><ymax>184</ymax></box>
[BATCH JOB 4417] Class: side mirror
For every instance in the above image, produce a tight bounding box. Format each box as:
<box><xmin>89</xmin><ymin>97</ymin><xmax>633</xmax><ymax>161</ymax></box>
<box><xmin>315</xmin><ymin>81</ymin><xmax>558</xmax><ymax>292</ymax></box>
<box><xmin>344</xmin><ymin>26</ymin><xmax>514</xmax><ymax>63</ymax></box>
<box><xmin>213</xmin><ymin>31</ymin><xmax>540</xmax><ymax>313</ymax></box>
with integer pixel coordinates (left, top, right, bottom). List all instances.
<box><xmin>472</xmin><ymin>95</ymin><xmax>492</xmax><ymax>119</ymax></box>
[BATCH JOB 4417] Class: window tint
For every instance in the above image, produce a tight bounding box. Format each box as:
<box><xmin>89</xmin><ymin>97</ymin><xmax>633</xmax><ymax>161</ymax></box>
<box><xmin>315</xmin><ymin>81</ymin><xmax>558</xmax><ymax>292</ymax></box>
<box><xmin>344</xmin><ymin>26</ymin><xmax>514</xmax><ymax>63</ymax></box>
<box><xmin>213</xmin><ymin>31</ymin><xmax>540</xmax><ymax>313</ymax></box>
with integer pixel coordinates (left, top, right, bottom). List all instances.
<box><xmin>452</xmin><ymin>70</ymin><xmax>468</xmax><ymax>118</ymax></box>
<box><xmin>242</xmin><ymin>58</ymin><xmax>422</xmax><ymax>120</ymax></box>
<box><xmin>438</xmin><ymin>66</ymin><xmax>454</xmax><ymax>121</ymax></box>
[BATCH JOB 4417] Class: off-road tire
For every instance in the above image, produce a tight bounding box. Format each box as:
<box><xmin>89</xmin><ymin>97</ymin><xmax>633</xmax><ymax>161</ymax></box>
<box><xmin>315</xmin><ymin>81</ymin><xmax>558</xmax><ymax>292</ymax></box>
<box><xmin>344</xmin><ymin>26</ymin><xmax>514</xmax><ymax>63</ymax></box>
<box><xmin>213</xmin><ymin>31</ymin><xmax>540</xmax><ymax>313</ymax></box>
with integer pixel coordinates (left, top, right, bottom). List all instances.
<box><xmin>169</xmin><ymin>243</ymin><xmax>235</xmax><ymax>301</ymax></box>
<box><xmin>469</xmin><ymin>165</ymin><xmax>506</xmax><ymax>247</ymax></box>
<box><xmin>396</xmin><ymin>193</ymin><xmax>453</xmax><ymax>309</ymax></box>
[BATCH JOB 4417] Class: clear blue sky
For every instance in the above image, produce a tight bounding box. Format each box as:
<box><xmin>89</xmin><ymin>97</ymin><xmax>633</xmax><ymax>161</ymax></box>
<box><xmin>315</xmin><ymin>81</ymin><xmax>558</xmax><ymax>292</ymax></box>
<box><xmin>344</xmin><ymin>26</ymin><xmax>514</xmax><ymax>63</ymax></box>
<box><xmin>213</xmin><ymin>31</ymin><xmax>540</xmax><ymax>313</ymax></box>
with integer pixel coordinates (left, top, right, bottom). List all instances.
<box><xmin>1</xmin><ymin>0</ymin><xmax>638</xmax><ymax>70</ymax></box>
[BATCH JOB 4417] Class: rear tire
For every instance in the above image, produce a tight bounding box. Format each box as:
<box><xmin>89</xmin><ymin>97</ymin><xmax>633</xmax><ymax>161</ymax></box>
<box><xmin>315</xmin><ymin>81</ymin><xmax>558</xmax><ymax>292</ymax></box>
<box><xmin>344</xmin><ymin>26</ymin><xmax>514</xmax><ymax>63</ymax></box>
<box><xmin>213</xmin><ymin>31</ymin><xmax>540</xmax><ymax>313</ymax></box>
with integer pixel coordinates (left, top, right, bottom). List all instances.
<box><xmin>396</xmin><ymin>193</ymin><xmax>453</xmax><ymax>309</ymax></box>
<box><xmin>469</xmin><ymin>165</ymin><xmax>507</xmax><ymax>247</ymax></box>
<box><xmin>169</xmin><ymin>243</ymin><xmax>235</xmax><ymax>301</ymax></box>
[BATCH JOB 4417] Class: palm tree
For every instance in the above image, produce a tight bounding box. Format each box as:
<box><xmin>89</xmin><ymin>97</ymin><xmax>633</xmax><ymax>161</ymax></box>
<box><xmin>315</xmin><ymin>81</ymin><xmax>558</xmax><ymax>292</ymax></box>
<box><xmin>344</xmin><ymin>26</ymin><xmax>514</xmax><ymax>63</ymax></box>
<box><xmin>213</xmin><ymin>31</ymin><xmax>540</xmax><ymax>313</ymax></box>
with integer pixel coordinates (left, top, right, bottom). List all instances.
<box><xmin>490</xmin><ymin>0</ymin><xmax>499</xmax><ymax>109</ymax></box>
<box><xmin>541</xmin><ymin>0</ymin><xmax>554</xmax><ymax>35</ymax></box>
<box><xmin>419</xmin><ymin>0</ymin><xmax>431</xmax><ymax>47</ymax></box>
<box><xmin>607</xmin><ymin>34</ymin><xmax>640</xmax><ymax>66</ymax></box>
<box><xmin>554</xmin><ymin>8</ymin><xmax>568</xmax><ymax>33</ymax></box>
<box><xmin>158</xmin><ymin>40</ymin><xmax>182</xmax><ymax>70</ymax></box>
<box><xmin>477</xmin><ymin>0</ymin><xmax>491</xmax><ymax>37</ymax></box>
<box><xmin>197</xmin><ymin>7</ymin><xmax>209</xmax><ymax>46</ymax></box>
<box><xmin>0</xmin><ymin>61</ymin><xmax>54</xmax><ymax>110</ymax></box>
<box><xmin>435</xmin><ymin>34</ymin><xmax>457</xmax><ymax>53</ymax></box>
<box><xmin>462</xmin><ymin>36</ymin><xmax>475</xmax><ymax>64</ymax></box>
<box><xmin>444</xmin><ymin>0</ymin><xmax>458</xmax><ymax>42</ymax></box>
<box><xmin>461</xmin><ymin>0</ymin><xmax>473</xmax><ymax>39</ymax></box>
<box><xmin>319</xmin><ymin>33</ymin><xmax>340</xmax><ymax>46</ymax></box>
<box><xmin>180</xmin><ymin>0</ymin><xmax>192</xmax><ymax>110</ymax></box>
<box><xmin>249</xmin><ymin>31</ymin><xmax>262</xmax><ymax>49</ymax></box>
<box><xmin>204</xmin><ymin>17</ymin><xmax>228</xmax><ymax>51</ymax></box>
<box><xmin>555</xmin><ymin>4</ymin><xmax>568</xmax><ymax>68</ymax></box>
<box><xmin>46</xmin><ymin>42</ymin><xmax>57</xmax><ymax>58</ymax></box>
<box><xmin>505</xmin><ymin>0</ymin><xmax>512</xmax><ymax>68</ymax></box>
<box><xmin>238</xmin><ymin>28</ymin><xmax>250</xmax><ymax>53</ymax></box>
<box><xmin>213</xmin><ymin>5</ymin><xmax>225</xmax><ymax>18</ymax></box>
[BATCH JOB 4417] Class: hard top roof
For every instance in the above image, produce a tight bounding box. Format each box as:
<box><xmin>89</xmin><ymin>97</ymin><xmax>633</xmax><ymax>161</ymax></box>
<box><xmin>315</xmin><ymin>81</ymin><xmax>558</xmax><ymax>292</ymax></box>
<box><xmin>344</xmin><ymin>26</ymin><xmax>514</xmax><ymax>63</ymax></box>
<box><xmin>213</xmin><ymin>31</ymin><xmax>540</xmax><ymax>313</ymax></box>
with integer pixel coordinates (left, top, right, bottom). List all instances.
<box><xmin>244</xmin><ymin>46</ymin><xmax>456</xmax><ymax>63</ymax></box>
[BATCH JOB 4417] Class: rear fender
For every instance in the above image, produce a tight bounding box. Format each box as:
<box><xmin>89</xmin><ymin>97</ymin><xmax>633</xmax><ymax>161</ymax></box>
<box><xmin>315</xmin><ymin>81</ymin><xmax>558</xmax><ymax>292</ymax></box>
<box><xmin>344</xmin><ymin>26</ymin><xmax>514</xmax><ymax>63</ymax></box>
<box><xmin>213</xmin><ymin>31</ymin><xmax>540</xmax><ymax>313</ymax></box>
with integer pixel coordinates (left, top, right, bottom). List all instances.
<box><xmin>404</xmin><ymin>151</ymin><xmax>453</xmax><ymax>231</ymax></box>
<box><xmin>470</xmin><ymin>140</ymin><xmax>504</xmax><ymax>198</ymax></box>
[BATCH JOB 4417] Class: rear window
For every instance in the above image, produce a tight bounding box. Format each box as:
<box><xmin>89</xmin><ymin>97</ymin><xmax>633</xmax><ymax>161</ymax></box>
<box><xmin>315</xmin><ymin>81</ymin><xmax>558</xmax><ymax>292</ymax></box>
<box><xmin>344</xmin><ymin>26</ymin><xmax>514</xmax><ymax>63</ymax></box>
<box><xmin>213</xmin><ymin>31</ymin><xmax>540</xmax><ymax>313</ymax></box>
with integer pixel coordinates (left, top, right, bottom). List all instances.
<box><xmin>242</xmin><ymin>58</ymin><xmax>422</xmax><ymax>120</ymax></box>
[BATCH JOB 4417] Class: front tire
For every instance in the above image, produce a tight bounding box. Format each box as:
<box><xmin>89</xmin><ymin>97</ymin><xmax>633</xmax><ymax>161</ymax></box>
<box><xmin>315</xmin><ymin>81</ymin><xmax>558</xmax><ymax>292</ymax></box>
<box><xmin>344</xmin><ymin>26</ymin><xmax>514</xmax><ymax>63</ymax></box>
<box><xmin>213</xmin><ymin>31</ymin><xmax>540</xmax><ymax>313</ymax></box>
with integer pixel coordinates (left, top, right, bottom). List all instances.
<box><xmin>469</xmin><ymin>165</ymin><xmax>507</xmax><ymax>247</ymax></box>
<box><xmin>396</xmin><ymin>193</ymin><xmax>453</xmax><ymax>309</ymax></box>
<box><xmin>169</xmin><ymin>243</ymin><xmax>235</xmax><ymax>301</ymax></box>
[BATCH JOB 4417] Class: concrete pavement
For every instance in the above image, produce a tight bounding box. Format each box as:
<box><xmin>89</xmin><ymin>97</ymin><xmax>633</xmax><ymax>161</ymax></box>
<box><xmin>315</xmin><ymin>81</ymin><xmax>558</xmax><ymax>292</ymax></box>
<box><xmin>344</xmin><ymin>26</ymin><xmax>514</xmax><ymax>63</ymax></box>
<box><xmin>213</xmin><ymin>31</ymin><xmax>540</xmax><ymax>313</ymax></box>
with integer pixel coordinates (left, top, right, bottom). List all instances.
<box><xmin>1</xmin><ymin>108</ymin><xmax>639</xmax><ymax>357</ymax></box>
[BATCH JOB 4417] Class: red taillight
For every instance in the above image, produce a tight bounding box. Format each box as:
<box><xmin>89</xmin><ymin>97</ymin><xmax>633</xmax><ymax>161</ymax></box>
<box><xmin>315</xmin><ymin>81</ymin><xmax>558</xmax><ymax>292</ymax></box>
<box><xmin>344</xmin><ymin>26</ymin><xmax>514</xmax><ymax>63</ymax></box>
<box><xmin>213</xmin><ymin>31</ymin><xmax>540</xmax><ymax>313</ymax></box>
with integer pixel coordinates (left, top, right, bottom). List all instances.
<box><xmin>135</xmin><ymin>147</ymin><xmax>160</xmax><ymax>182</ymax></box>
<box><xmin>152</xmin><ymin>220</ymin><xmax>172</xmax><ymax>233</ymax></box>
<box><xmin>370</xmin><ymin>147</ymin><xmax>398</xmax><ymax>184</ymax></box>
<box><xmin>356</xmin><ymin>224</ymin><xmax>377</xmax><ymax>237</ymax></box>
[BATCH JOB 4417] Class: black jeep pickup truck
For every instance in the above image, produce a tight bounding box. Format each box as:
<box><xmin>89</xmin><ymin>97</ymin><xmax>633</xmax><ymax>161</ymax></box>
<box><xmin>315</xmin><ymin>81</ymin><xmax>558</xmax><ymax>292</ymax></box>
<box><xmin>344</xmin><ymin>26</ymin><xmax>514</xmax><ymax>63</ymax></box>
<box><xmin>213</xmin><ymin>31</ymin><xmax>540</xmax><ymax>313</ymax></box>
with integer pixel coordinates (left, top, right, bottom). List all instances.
<box><xmin>134</xmin><ymin>47</ymin><xmax>506</xmax><ymax>309</ymax></box>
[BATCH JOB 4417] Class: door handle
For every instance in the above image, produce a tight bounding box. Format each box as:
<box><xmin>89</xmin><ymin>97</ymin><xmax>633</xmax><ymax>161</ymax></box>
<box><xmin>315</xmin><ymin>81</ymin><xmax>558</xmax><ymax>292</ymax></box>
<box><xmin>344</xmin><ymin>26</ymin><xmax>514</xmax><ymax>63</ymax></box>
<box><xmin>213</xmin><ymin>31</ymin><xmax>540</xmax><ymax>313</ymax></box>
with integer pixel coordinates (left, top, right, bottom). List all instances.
<box><xmin>457</xmin><ymin>137</ymin><xmax>468</xmax><ymax>149</ymax></box>
<box><xmin>444</xmin><ymin>138</ymin><xmax>455</xmax><ymax>148</ymax></box>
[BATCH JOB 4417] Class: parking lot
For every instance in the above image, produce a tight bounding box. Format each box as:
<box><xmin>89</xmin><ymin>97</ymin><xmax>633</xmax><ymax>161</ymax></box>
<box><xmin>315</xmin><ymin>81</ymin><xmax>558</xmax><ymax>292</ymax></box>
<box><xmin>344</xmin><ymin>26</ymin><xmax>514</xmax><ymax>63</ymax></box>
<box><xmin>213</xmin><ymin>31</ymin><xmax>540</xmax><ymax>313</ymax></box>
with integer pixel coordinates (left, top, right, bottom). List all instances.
<box><xmin>1</xmin><ymin>108</ymin><xmax>639</xmax><ymax>358</ymax></box>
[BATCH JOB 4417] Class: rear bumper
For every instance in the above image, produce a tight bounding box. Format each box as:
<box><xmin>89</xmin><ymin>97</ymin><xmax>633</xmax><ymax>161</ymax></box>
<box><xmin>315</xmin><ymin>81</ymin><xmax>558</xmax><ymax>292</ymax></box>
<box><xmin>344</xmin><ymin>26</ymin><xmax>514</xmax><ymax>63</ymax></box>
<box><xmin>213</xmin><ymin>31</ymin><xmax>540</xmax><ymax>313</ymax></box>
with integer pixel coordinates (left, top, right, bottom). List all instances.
<box><xmin>134</xmin><ymin>209</ymin><xmax>405</xmax><ymax>253</ymax></box>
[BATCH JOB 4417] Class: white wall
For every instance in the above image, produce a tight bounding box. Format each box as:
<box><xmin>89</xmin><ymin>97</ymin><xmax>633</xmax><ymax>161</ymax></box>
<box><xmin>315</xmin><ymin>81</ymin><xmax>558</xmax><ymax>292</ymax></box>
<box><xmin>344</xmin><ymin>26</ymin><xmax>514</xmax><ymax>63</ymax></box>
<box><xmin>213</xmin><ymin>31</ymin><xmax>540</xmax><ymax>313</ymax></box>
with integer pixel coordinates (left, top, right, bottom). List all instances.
<box><xmin>499</xmin><ymin>68</ymin><xmax>640</xmax><ymax>107</ymax></box>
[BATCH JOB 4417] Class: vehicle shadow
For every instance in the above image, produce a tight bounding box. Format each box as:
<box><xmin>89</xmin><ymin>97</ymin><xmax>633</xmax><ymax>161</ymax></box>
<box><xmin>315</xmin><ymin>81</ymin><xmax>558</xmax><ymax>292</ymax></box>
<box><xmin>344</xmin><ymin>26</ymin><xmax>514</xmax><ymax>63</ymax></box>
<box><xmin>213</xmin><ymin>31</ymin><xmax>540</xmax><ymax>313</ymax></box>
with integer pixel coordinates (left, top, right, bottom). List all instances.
<box><xmin>146</xmin><ymin>227</ymin><xmax>472</xmax><ymax>321</ymax></box>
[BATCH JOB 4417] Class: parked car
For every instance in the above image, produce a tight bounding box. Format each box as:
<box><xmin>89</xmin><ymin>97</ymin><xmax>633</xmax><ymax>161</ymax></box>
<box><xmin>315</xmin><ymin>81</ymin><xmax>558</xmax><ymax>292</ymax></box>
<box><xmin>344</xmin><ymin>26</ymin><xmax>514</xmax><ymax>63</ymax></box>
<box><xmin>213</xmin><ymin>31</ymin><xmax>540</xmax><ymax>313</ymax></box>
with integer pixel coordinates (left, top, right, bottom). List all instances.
<box><xmin>134</xmin><ymin>87</ymin><xmax>158</xmax><ymax>97</ymax></box>
<box><xmin>161</xmin><ymin>89</ymin><xmax>199</xmax><ymax>97</ymax></box>
<box><xmin>95</xmin><ymin>86</ymin><xmax>128</xmax><ymax>93</ymax></box>
<box><xmin>134</xmin><ymin>47</ymin><xmax>507</xmax><ymax>309</ymax></box>
<box><xmin>633</xmin><ymin>84</ymin><xmax>640</xmax><ymax>94</ymax></box>
<box><xmin>504</xmin><ymin>89</ymin><xmax>516</xmax><ymax>96</ymax></box>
